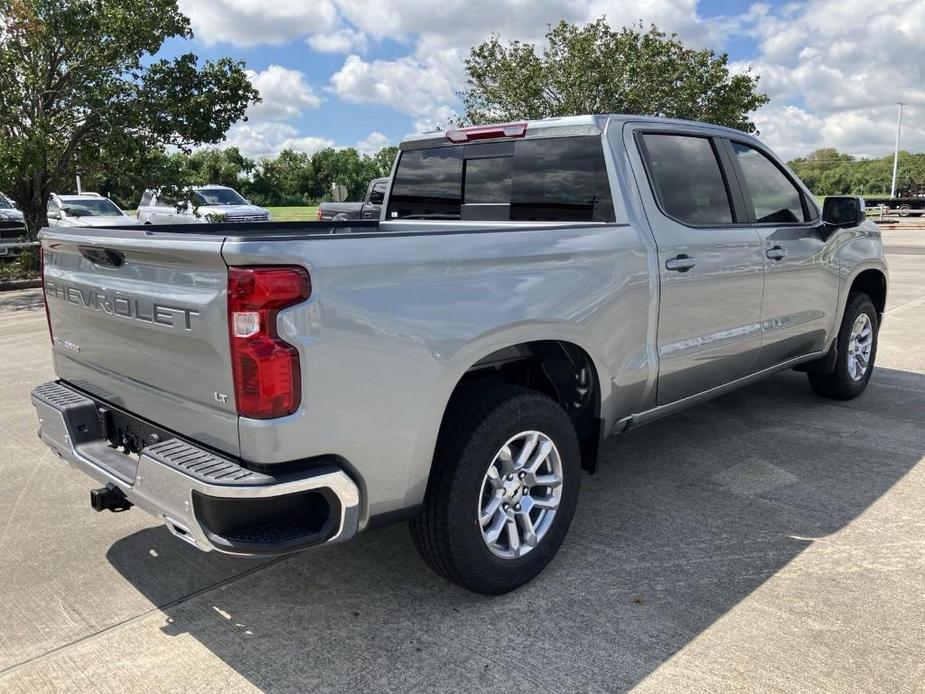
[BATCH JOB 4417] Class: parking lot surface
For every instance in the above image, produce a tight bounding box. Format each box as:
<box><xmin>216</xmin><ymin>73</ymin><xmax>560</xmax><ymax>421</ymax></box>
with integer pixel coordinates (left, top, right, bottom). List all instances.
<box><xmin>0</xmin><ymin>231</ymin><xmax>923</xmax><ymax>693</ymax></box>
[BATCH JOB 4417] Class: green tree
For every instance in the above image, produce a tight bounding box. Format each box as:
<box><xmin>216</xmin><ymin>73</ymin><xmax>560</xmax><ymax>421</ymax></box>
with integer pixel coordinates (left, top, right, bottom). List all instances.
<box><xmin>182</xmin><ymin>147</ymin><xmax>255</xmax><ymax>189</ymax></box>
<box><xmin>461</xmin><ymin>20</ymin><xmax>769</xmax><ymax>133</ymax></box>
<box><xmin>0</xmin><ymin>0</ymin><xmax>259</xmax><ymax>238</ymax></box>
<box><xmin>250</xmin><ymin>149</ymin><xmax>315</xmax><ymax>206</ymax></box>
<box><xmin>788</xmin><ymin>148</ymin><xmax>925</xmax><ymax>197</ymax></box>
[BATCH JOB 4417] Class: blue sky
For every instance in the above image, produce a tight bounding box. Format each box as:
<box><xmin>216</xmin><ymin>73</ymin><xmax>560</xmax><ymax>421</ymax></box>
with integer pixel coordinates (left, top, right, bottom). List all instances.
<box><xmin>167</xmin><ymin>1</ymin><xmax>925</xmax><ymax>160</ymax></box>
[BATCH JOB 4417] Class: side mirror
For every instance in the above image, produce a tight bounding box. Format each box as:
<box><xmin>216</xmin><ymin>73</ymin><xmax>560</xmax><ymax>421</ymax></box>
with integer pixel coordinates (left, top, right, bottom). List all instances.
<box><xmin>822</xmin><ymin>196</ymin><xmax>865</xmax><ymax>228</ymax></box>
<box><xmin>368</xmin><ymin>190</ymin><xmax>385</xmax><ymax>205</ymax></box>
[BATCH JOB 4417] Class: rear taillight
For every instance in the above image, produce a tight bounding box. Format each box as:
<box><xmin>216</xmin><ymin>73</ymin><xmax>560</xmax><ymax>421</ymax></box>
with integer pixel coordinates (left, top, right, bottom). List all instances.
<box><xmin>227</xmin><ymin>266</ymin><xmax>311</xmax><ymax>419</ymax></box>
<box><xmin>316</xmin><ymin>208</ymin><xmax>323</xmax><ymax>221</ymax></box>
<box><xmin>40</xmin><ymin>246</ymin><xmax>53</xmax><ymax>343</ymax></box>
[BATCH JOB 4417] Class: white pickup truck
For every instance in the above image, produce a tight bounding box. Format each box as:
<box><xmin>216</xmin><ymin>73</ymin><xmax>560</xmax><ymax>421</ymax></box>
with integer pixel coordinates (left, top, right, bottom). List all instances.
<box><xmin>32</xmin><ymin>115</ymin><xmax>886</xmax><ymax>594</ymax></box>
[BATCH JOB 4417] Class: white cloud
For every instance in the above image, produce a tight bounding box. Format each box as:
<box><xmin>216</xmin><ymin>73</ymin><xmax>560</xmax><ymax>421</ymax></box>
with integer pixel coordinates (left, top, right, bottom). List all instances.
<box><xmin>224</xmin><ymin>122</ymin><xmax>334</xmax><ymax>158</ymax></box>
<box><xmin>735</xmin><ymin>0</ymin><xmax>925</xmax><ymax>158</ymax></box>
<box><xmin>329</xmin><ymin>54</ymin><xmax>457</xmax><ymax>119</ymax></box>
<box><xmin>307</xmin><ymin>28</ymin><xmax>368</xmax><ymax>53</ymax></box>
<box><xmin>179</xmin><ymin>0</ymin><xmax>338</xmax><ymax>46</ymax></box>
<box><xmin>246</xmin><ymin>65</ymin><xmax>322</xmax><ymax>121</ymax></box>
<box><xmin>356</xmin><ymin>131</ymin><xmax>391</xmax><ymax>155</ymax></box>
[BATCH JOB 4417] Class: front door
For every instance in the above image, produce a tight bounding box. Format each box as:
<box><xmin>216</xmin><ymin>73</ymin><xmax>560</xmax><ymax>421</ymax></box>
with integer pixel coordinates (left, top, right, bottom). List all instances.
<box><xmin>723</xmin><ymin>140</ymin><xmax>840</xmax><ymax>367</ymax></box>
<box><xmin>629</xmin><ymin>127</ymin><xmax>766</xmax><ymax>404</ymax></box>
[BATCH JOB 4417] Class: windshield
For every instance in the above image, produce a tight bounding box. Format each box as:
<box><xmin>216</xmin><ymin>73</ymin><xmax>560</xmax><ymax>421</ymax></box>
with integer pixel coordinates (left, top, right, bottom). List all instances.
<box><xmin>193</xmin><ymin>188</ymin><xmax>247</xmax><ymax>206</ymax></box>
<box><xmin>60</xmin><ymin>198</ymin><xmax>123</xmax><ymax>217</ymax></box>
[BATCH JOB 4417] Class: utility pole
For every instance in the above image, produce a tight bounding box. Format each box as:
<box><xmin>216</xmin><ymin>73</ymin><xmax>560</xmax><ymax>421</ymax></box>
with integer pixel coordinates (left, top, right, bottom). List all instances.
<box><xmin>890</xmin><ymin>102</ymin><xmax>905</xmax><ymax>199</ymax></box>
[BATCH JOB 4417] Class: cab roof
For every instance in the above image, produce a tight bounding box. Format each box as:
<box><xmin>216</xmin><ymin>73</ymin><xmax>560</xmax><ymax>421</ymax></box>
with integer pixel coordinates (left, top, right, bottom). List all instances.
<box><xmin>400</xmin><ymin>114</ymin><xmax>757</xmax><ymax>150</ymax></box>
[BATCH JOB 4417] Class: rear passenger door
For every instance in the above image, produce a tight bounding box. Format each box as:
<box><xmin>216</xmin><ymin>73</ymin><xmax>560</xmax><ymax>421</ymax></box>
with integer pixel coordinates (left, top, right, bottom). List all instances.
<box><xmin>629</xmin><ymin>126</ymin><xmax>765</xmax><ymax>404</ymax></box>
<box><xmin>723</xmin><ymin>140</ymin><xmax>839</xmax><ymax>368</ymax></box>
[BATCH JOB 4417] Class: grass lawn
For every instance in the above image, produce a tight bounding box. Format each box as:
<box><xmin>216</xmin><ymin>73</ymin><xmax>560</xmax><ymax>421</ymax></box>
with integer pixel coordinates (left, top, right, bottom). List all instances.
<box><xmin>268</xmin><ymin>206</ymin><xmax>318</xmax><ymax>222</ymax></box>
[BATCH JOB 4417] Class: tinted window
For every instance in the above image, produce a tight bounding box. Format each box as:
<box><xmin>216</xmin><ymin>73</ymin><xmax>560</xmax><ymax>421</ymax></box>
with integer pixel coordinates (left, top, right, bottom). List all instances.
<box><xmin>732</xmin><ymin>143</ymin><xmax>805</xmax><ymax>223</ymax></box>
<box><xmin>641</xmin><ymin>134</ymin><xmax>733</xmax><ymax>225</ymax></box>
<box><xmin>465</xmin><ymin>157</ymin><xmax>512</xmax><ymax>204</ymax></box>
<box><xmin>386</xmin><ymin>136</ymin><xmax>614</xmax><ymax>222</ymax></box>
<box><xmin>510</xmin><ymin>138</ymin><xmax>613</xmax><ymax>222</ymax></box>
<box><xmin>139</xmin><ymin>191</ymin><xmax>153</xmax><ymax>207</ymax></box>
<box><xmin>368</xmin><ymin>181</ymin><xmax>387</xmax><ymax>205</ymax></box>
<box><xmin>388</xmin><ymin>148</ymin><xmax>463</xmax><ymax>219</ymax></box>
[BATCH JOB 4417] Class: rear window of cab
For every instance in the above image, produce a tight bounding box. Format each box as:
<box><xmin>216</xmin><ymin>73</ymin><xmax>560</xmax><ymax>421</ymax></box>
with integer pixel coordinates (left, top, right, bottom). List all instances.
<box><xmin>386</xmin><ymin>136</ymin><xmax>615</xmax><ymax>223</ymax></box>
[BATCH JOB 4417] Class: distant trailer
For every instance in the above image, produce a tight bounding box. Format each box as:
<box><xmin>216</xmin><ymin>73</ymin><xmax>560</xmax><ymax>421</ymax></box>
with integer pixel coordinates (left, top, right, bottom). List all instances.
<box><xmin>864</xmin><ymin>197</ymin><xmax>925</xmax><ymax>216</ymax></box>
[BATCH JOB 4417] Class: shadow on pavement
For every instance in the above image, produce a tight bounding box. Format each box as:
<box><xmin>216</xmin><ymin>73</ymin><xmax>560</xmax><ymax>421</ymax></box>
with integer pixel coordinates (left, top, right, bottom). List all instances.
<box><xmin>0</xmin><ymin>288</ymin><xmax>43</xmax><ymax>313</ymax></box>
<box><xmin>106</xmin><ymin>367</ymin><xmax>925</xmax><ymax>692</ymax></box>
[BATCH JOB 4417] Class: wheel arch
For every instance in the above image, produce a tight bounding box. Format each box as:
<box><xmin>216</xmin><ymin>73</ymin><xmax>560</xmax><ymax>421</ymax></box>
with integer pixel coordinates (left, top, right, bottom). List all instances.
<box><xmin>849</xmin><ymin>268</ymin><xmax>887</xmax><ymax>321</ymax></box>
<box><xmin>438</xmin><ymin>338</ymin><xmax>608</xmax><ymax>475</ymax></box>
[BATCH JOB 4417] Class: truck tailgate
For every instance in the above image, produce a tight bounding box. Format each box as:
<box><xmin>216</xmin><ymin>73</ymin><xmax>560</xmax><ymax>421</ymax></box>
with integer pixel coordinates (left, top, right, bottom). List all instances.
<box><xmin>40</xmin><ymin>226</ymin><xmax>239</xmax><ymax>456</ymax></box>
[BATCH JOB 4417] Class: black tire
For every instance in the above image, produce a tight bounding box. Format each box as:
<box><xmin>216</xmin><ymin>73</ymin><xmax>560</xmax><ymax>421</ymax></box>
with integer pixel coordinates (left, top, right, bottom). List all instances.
<box><xmin>808</xmin><ymin>292</ymin><xmax>878</xmax><ymax>400</ymax></box>
<box><xmin>410</xmin><ymin>384</ymin><xmax>580</xmax><ymax>594</ymax></box>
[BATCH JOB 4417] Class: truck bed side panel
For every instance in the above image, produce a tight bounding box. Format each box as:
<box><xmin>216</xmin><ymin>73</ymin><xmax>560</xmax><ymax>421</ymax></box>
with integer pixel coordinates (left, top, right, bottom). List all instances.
<box><xmin>222</xmin><ymin>224</ymin><xmax>652</xmax><ymax>517</ymax></box>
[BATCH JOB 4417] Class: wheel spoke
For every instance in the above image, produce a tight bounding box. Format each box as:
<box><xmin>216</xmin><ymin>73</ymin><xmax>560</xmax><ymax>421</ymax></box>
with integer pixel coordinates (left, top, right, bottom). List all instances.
<box><xmin>505</xmin><ymin>517</ymin><xmax>521</xmax><ymax>552</ymax></box>
<box><xmin>517</xmin><ymin>512</ymin><xmax>538</xmax><ymax>547</ymax></box>
<box><xmin>513</xmin><ymin>432</ymin><xmax>539</xmax><ymax>470</ymax></box>
<box><xmin>480</xmin><ymin>494</ymin><xmax>502</xmax><ymax>525</ymax></box>
<box><xmin>526</xmin><ymin>472</ymin><xmax>562</xmax><ymax>489</ymax></box>
<box><xmin>531</xmin><ymin>494</ymin><xmax>558</xmax><ymax>510</ymax></box>
<box><xmin>496</xmin><ymin>445</ymin><xmax>514</xmax><ymax>476</ymax></box>
<box><xmin>483</xmin><ymin>511</ymin><xmax>507</xmax><ymax>545</ymax></box>
<box><xmin>524</xmin><ymin>439</ymin><xmax>553</xmax><ymax>474</ymax></box>
<box><xmin>486</xmin><ymin>465</ymin><xmax>502</xmax><ymax>490</ymax></box>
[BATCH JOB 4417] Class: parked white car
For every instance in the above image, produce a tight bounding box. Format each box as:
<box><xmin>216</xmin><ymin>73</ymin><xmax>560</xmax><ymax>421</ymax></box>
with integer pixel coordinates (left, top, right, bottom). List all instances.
<box><xmin>0</xmin><ymin>193</ymin><xmax>24</xmax><ymax>223</ymax></box>
<box><xmin>47</xmin><ymin>193</ymin><xmax>137</xmax><ymax>227</ymax></box>
<box><xmin>136</xmin><ymin>185</ymin><xmax>271</xmax><ymax>225</ymax></box>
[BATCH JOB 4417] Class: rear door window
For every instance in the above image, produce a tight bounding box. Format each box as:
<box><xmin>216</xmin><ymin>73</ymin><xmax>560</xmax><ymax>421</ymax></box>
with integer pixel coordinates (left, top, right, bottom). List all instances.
<box><xmin>639</xmin><ymin>133</ymin><xmax>734</xmax><ymax>226</ymax></box>
<box><xmin>510</xmin><ymin>138</ymin><xmax>613</xmax><ymax>222</ymax></box>
<box><xmin>386</xmin><ymin>136</ymin><xmax>614</xmax><ymax>223</ymax></box>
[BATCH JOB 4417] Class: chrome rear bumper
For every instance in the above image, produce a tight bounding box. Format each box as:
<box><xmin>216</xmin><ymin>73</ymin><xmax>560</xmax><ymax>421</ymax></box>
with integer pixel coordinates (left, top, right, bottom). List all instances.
<box><xmin>31</xmin><ymin>381</ymin><xmax>361</xmax><ymax>555</ymax></box>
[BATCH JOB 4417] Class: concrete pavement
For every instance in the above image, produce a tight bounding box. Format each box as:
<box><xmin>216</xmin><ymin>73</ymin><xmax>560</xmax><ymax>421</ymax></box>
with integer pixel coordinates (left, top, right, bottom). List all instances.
<box><xmin>0</xmin><ymin>231</ymin><xmax>923</xmax><ymax>693</ymax></box>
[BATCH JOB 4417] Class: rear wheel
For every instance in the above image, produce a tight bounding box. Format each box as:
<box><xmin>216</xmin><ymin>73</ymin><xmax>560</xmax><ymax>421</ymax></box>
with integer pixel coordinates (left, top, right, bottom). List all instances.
<box><xmin>411</xmin><ymin>385</ymin><xmax>580</xmax><ymax>594</ymax></box>
<box><xmin>808</xmin><ymin>292</ymin><xmax>878</xmax><ymax>400</ymax></box>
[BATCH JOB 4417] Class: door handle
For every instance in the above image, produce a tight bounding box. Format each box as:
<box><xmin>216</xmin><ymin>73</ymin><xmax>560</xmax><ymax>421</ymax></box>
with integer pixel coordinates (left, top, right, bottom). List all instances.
<box><xmin>766</xmin><ymin>246</ymin><xmax>787</xmax><ymax>261</ymax></box>
<box><xmin>665</xmin><ymin>254</ymin><xmax>696</xmax><ymax>272</ymax></box>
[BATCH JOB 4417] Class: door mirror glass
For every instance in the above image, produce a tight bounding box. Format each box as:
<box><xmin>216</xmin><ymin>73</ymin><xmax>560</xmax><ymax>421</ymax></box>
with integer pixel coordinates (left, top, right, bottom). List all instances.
<box><xmin>822</xmin><ymin>196</ymin><xmax>865</xmax><ymax>227</ymax></box>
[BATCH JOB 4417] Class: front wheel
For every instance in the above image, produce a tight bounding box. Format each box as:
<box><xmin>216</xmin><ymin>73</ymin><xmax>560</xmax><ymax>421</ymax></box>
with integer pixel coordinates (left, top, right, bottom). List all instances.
<box><xmin>411</xmin><ymin>385</ymin><xmax>580</xmax><ymax>594</ymax></box>
<box><xmin>808</xmin><ymin>292</ymin><xmax>879</xmax><ymax>400</ymax></box>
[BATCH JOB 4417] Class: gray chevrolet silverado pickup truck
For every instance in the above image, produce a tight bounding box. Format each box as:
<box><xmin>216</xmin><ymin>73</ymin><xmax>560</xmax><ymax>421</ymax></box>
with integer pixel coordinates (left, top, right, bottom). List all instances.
<box><xmin>32</xmin><ymin>115</ymin><xmax>887</xmax><ymax>594</ymax></box>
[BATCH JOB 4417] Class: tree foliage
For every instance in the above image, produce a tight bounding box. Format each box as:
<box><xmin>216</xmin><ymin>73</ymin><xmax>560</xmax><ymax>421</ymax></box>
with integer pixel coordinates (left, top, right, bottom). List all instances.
<box><xmin>461</xmin><ymin>20</ymin><xmax>769</xmax><ymax>133</ymax></box>
<box><xmin>0</xmin><ymin>0</ymin><xmax>259</xmax><ymax>237</ymax></box>
<box><xmin>78</xmin><ymin>145</ymin><xmax>399</xmax><ymax>210</ymax></box>
<box><xmin>788</xmin><ymin>149</ymin><xmax>925</xmax><ymax>196</ymax></box>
